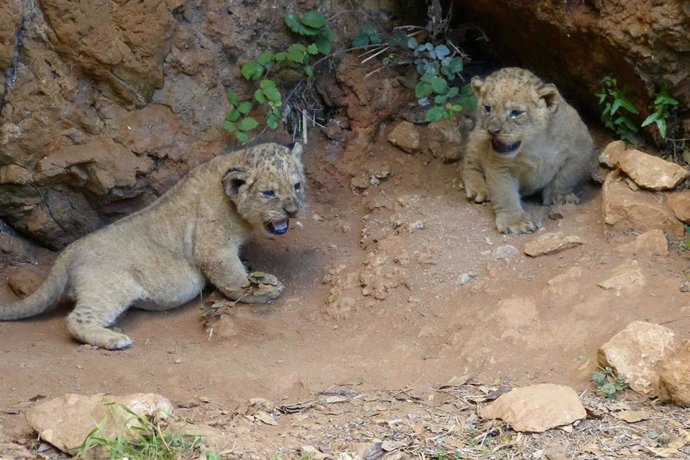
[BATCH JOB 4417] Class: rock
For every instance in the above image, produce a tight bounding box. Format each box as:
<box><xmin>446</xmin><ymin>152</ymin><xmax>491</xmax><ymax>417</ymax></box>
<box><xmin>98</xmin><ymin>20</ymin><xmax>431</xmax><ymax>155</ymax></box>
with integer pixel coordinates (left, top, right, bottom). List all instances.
<box><xmin>40</xmin><ymin>0</ymin><xmax>174</xmax><ymax>105</ymax></box>
<box><xmin>386</xmin><ymin>121</ymin><xmax>420</xmax><ymax>154</ymax></box>
<box><xmin>425</xmin><ymin>119</ymin><xmax>463</xmax><ymax>162</ymax></box>
<box><xmin>523</xmin><ymin>232</ymin><xmax>585</xmax><ymax>257</ymax></box>
<box><xmin>25</xmin><ymin>393</ymin><xmax>175</xmax><ymax>454</ymax></box>
<box><xmin>602</xmin><ymin>170</ymin><xmax>684</xmax><ymax>237</ymax></box>
<box><xmin>658</xmin><ymin>342</ymin><xmax>690</xmax><ymax>406</ymax></box>
<box><xmin>0</xmin><ymin>0</ymin><xmax>22</xmax><ymax>69</ymax></box>
<box><xmin>614</xmin><ymin>229</ymin><xmax>669</xmax><ymax>257</ymax></box>
<box><xmin>597</xmin><ymin>321</ymin><xmax>681</xmax><ymax>396</ymax></box>
<box><xmin>667</xmin><ymin>191</ymin><xmax>690</xmax><ymax>223</ymax></box>
<box><xmin>599</xmin><ymin>140</ymin><xmax>626</xmax><ymax>168</ymax></box>
<box><xmin>492</xmin><ymin>244</ymin><xmax>519</xmax><ymax>260</ymax></box>
<box><xmin>617</xmin><ymin>149</ymin><xmax>690</xmax><ymax>190</ymax></box>
<box><xmin>478</xmin><ymin>384</ymin><xmax>586</xmax><ymax>432</ymax></box>
<box><xmin>597</xmin><ymin>259</ymin><xmax>646</xmax><ymax>294</ymax></box>
<box><xmin>7</xmin><ymin>268</ymin><xmax>45</xmax><ymax>297</ymax></box>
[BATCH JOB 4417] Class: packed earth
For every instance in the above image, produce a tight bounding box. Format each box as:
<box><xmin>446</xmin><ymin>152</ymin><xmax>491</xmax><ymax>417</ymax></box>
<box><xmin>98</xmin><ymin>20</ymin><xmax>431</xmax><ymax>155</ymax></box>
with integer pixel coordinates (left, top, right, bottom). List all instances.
<box><xmin>1</xmin><ymin>125</ymin><xmax>690</xmax><ymax>458</ymax></box>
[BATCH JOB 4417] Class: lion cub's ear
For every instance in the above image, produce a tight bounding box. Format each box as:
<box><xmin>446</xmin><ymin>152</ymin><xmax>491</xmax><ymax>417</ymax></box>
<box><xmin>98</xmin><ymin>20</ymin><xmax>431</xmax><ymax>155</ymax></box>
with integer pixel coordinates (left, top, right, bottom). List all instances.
<box><xmin>537</xmin><ymin>84</ymin><xmax>561</xmax><ymax>113</ymax></box>
<box><xmin>290</xmin><ymin>142</ymin><xmax>303</xmax><ymax>159</ymax></box>
<box><xmin>471</xmin><ymin>76</ymin><xmax>485</xmax><ymax>96</ymax></box>
<box><xmin>223</xmin><ymin>168</ymin><xmax>250</xmax><ymax>197</ymax></box>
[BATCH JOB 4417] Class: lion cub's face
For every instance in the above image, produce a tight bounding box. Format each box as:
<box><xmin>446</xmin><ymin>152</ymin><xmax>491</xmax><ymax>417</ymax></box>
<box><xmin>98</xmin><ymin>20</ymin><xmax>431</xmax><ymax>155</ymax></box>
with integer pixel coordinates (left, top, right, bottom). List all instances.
<box><xmin>472</xmin><ymin>67</ymin><xmax>561</xmax><ymax>156</ymax></box>
<box><xmin>223</xmin><ymin>143</ymin><xmax>305</xmax><ymax>235</ymax></box>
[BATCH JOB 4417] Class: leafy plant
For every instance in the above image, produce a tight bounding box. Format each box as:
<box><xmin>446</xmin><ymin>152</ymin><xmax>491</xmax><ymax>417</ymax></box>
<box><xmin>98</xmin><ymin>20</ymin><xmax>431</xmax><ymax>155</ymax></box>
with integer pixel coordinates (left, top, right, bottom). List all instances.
<box><xmin>223</xmin><ymin>10</ymin><xmax>335</xmax><ymax>143</ymax></box>
<box><xmin>592</xmin><ymin>366</ymin><xmax>628</xmax><ymax>398</ymax></box>
<box><xmin>596</xmin><ymin>76</ymin><xmax>640</xmax><ymax>143</ymax></box>
<box><xmin>641</xmin><ymin>87</ymin><xmax>679</xmax><ymax>140</ymax></box>
<box><xmin>353</xmin><ymin>23</ymin><xmax>382</xmax><ymax>47</ymax></box>
<box><xmin>407</xmin><ymin>38</ymin><xmax>472</xmax><ymax>122</ymax></box>
<box><xmin>76</xmin><ymin>402</ymin><xmax>203</xmax><ymax>460</ymax></box>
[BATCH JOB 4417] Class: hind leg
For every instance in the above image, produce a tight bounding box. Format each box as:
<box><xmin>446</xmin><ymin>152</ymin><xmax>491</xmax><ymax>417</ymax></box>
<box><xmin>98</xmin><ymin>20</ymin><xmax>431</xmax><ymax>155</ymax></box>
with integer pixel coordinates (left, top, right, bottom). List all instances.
<box><xmin>66</xmin><ymin>277</ymin><xmax>142</xmax><ymax>350</ymax></box>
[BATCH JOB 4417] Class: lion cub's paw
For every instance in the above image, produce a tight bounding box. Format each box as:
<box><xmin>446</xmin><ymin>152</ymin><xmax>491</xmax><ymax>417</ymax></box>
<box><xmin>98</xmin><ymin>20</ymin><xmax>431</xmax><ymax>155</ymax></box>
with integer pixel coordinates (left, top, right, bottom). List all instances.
<box><xmin>543</xmin><ymin>192</ymin><xmax>580</xmax><ymax>206</ymax></box>
<box><xmin>243</xmin><ymin>272</ymin><xmax>285</xmax><ymax>303</ymax></box>
<box><xmin>495</xmin><ymin>214</ymin><xmax>542</xmax><ymax>235</ymax></box>
<box><xmin>463</xmin><ymin>179</ymin><xmax>489</xmax><ymax>203</ymax></box>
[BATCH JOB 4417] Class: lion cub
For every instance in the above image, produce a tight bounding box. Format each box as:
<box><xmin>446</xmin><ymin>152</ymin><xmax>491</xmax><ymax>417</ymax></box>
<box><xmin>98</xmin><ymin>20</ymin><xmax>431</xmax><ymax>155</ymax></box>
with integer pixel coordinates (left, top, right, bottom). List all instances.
<box><xmin>461</xmin><ymin>67</ymin><xmax>595</xmax><ymax>234</ymax></box>
<box><xmin>0</xmin><ymin>143</ymin><xmax>305</xmax><ymax>349</ymax></box>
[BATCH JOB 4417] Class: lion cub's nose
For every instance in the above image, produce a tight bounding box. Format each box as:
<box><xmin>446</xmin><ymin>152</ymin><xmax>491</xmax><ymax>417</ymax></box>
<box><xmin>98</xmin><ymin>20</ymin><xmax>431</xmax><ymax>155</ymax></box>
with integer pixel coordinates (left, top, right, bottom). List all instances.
<box><xmin>283</xmin><ymin>200</ymin><xmax>299</xmax><ymax>217</ymax></box>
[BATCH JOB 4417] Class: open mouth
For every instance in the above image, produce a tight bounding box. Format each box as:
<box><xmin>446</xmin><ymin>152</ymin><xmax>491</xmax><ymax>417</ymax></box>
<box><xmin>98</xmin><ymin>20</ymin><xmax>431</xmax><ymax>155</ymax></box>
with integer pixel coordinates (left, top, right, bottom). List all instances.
<box><xmin>491</xmin><ymin>139</ymin><xmax>521</xmax><ymax>154</ymax></box>
<box><xmin>265</xmin><ymin>218</ymin><xmax>290</xmax><ymax>235</ymax></box>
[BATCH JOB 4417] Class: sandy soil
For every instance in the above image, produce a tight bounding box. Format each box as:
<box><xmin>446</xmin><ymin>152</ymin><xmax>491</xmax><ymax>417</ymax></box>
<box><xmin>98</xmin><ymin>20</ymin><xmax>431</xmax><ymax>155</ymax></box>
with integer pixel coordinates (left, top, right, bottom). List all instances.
<box><xmin>1</xmin><ymin>128</ymin><xmax>689</xmax><ymax>458</ymax></box>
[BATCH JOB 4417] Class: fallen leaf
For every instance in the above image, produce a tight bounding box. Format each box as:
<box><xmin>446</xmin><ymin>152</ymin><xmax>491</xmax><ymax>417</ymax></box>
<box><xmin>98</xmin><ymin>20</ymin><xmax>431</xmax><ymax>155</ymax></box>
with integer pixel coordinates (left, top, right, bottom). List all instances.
<box><xmin>612</xmin><ymin>410</ymin><xmax>650</xmax><ymax>423</ymax></box>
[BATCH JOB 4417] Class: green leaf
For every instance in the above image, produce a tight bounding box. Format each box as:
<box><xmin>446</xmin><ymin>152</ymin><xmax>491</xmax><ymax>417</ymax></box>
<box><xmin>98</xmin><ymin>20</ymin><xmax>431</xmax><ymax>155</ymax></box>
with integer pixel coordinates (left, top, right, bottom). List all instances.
<box><xmin>415</xmin><ymin>81</ymin><xmax>432</xmax><ymax>98</ymax></box>
<box><xmin>434</xmin><ymin>94</ymin><xmax>448</xmax><ymax>105</ymax></box>
<box><xmin>227</xmin><ymin>109</ymin><xmax>241</xmax><ymax>122</ymax></box>
<box><xmin>617</xmin><ymin>95</ymin><xmax>639</xmax><ymax>114</ymax></box>
<box><xmin>284</xmin><ymin>13</ymin><xmax>302</xmax><ymax>33</ymax></box>
<box><xmin>254</xmin><ymin>89</ymin><xmax>266</xmax><ymax>104</ymax></box>
<box><xmin>353</xmin><ymin>34</ymin><xmax>369</xmax><ymax>47</ymax></box>
<box><xmin>306</xmin><ymin>43</ymin><xmax>319</xmax><ymax>55</ymax></box>
<box><xmin>641</xmin><ymin>113</ymin><xmax>659</xmax><ymax>127</ymax></box>
<box><xmin>407</xmin><ymin>37</ymin><xmax>418</xmax><ymax>49</ymax></box>
<box><xmin>314</xmin><ymin>35</ymin><xmax>332</xmax><ymax>54</ymax></box>
<box><xmin>238</xmin><ymin>117</ymin><xmax>259</xmax><ymax>131</ymax></box>
<box><xmin>425</xmin><ymin>106</ymin><xmax>446</xmax><ymax>123</ymax></box>
<box><xmin>301</xmin><ymin>11</ymin><xmax>326</xmax><ymax>29</ymax></box>
<box><xmin>274</xmin><ymin>52</ymin><xmax>287</xmax><ymax>62</ymax></box>
<box><xmin>262</xmin><ymin>85</ymin><xmax>281</xmax><ymax>102</ymax></box>
<box><xmin>450</xmin><ymin>103</ymin><xmax>463</xmax><ymax>112</ymax></box>
<box><xmin>256</xmin><ymin>52</ymin><xmax>273</xmax><ymax>66</ymax></box>
<box><xmin>237</xmin><ymin>101</ymin><xmax>252</xmax><ymax>114</ymax></box>
<box><xmin>226</xmin><ymin>89</ymin><xmax>240</xmax><ymax>105</ymax></box>
<box><xmin>447</xmin><ymin>87</ymin><xmax>459</xmax><ymax>98</ymax></box>
<box><xmin>260</xmin><ymin>79</ymin><xmax>277</xmax><ymax>89</ymax></box>
<box><xmin>236</xmin><ymin>131</ymin><xmax>250</xmax><ymax>143</ymax></box>
<box><xmin>655</xmin><ymin>88</ymin><xmax>679</xmax><ymax>106</ymax></box>
<box><xmin>267</xmin><ymin>113</ymin><xmax>280</xmax><ymax>130</ymax></box>
<box><xmin>656</xmin><ymin>118</ymin><xmax>667</xmax><ymax>139</ymax></box>
<box><xmin>241</xmin><ymin>61</ymin><xmax>258</xmax><ymax>80</ymax></box>
<box><xmin>305</xmin><ymin>65</ymin><xmax>314</xmax><ymax>79</ymax></box>
<box><xmin>435</xmin><ymin>44</ymin><xmax>450</xmax><ymax>58</ymax></box>
<box><xmin>288</xmin><ymin>43</ymin><xmax>307</xmax><ymax>54</ymax></box>
<box><xmin>222</xmin><ymin>120</ymin><xmax>237</xmax><ymax>132</ymax></box>
<box><xmin>431</xmin><ymin>77</ymin><xmax>449</xmax><ymax>94</ymax></box>
<box><xmin>610</xmin><ymin>98</ymin><xmax>621</xmax><ymax>116</ymax></box>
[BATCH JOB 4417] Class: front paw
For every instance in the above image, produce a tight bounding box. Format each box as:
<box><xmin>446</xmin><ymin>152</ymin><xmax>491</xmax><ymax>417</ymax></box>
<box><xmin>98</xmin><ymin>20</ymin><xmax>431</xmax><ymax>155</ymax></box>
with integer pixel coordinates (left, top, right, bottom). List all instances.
<box><xmin>543</xmin><ymin>192</ymin><xmax>580</xmax><ymax>206</ymax></box>
<box><xmin>244</xmin><ymin>272</ymin><xmax>284</xmax><ymax>303</ymax></box>
<box><xmin>462</xmin><ymin>177</ymin><xmax>489</xmax><ymax>203</ymax></box>
<box><xmin>495</xmin><ymin>213</ymin><xmax>542</xmax><ymax>235</ymax></box>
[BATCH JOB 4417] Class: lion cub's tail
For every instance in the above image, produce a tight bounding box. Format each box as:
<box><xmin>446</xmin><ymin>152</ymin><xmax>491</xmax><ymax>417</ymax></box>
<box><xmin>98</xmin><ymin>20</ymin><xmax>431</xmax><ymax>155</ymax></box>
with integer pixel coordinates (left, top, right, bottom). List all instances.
<box><xmin>0</xmin><ymin>254</ymin><xmax>69</xmax><ymax>320</ymax></box>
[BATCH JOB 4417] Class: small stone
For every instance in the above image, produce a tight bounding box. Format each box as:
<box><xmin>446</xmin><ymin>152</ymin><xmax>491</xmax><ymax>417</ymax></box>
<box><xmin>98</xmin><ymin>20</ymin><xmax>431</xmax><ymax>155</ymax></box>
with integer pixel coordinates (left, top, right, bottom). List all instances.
<box><xmin>614</xmin><ymin>229</ymin><xmax>669</xmax><ymax>257</ymax></box>
<box><xmin>598</xmin><ymin>321</ymin><xmax>680</xmax><ymax>396</ymax></box>
<box><xmin>312</xmin><ymin>213</ymin><xmax>324</xmax><ymax>222</ymax></box>
<box><xmin>523</xmin><ymin>232</ymin><xmax>585</xmax><ymax>257</ymax></box>
<box><xmin>598</xmin><ymin>140</ymin><xmax>626</xmax><ymax>168</ymax></box>
<box><xmin>174</xmin><ymin>358</ymin><xmax>182</xmax><ymax>364</ymax></box>
<box><xmin>667</xmin><ymin>191</ymin><xmax>690</xmax><ymax>224</ymax></box>
<box><xmin>386</xmin><ymin>120</ymin><xmax>420</xmax><ymax>154</ymax></box>
<box><xmin>478</xmin><ymin>384</ymin><xmax>586</xmax><ymax>432</ymax></box>
<box><xmin>458</xmin><ymin>272</ymin><xmax>476</xmax><ymax>285</ymax></box>
<box><xmin>602</xmin><ymin>170</ymin><xmax>684</xmax><ymax>236</ymax></box>
<box><xmin>658</xmin><ymin>341</ymin><xmax>690</xmax><ymax>406</ymax></box>
<box><xmin>617</xmin><ymin>148</ymin><xmax>690</xmax><ymax>190</ymax></box>
<box><xmin>680</xmin><ymin>281</ymin><xmax>690</xmax><ymax>293</ymax></box>
<box><xmin>548</xmin><ymin>203</ymin><xmax>578</xmax><ymax>220</ymax></box>
<box><xmin>408</xmin><ymin>220</ymin><xmax>425</xmax><ymax>233</ymax></box>
<box><xmin>492</xmin><ymin>244</ymin><xmax>518</xmax><ymax>260</ymax></box>
<box><xmin>597</xmin><ymin>259</ymin><xmax>646</xmax><ymax>294</ymax></box>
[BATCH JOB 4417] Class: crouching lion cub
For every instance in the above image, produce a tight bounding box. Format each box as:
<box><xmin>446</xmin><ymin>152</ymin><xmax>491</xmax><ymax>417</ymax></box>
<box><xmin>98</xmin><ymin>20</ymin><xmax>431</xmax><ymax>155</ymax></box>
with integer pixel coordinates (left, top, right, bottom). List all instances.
<box><xmin>461</xmin><ymin>67</ymin><xmax>595</xmax><ymax>234</ymax></box>
<box><xmin>0</xmin><ymin>142</ymin><xmax>305</xmax><ymax>349</ymax></box>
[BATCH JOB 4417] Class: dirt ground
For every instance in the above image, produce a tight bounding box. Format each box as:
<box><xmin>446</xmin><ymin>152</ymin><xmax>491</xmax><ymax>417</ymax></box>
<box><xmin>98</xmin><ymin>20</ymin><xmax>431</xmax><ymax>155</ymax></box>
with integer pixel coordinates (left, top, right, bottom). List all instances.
<box><xmin>1</xmin><ymin>126</ymin><xmax>689</xmax><ymax>459</ymax></box>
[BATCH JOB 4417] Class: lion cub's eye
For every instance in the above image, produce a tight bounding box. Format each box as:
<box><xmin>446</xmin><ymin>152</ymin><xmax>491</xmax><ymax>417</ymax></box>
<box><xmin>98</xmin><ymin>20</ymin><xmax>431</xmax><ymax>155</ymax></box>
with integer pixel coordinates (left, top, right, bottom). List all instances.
<box><xmin>261</xmin><ymin>190</ymin><xmax>276</xmax><ymax>198</ymax></box>
<box><xmin>484</xmin><ymin>105</ymin><xmax>492</xmax><ymax>114</ymax></box>
<box><xmin>509</xmin><ymin>109</ymin><xmax>525</xmax><ymax>119</ymax></box>
<box><xmin>294</xmin><ymin>182</ymin><xmax>302</xmax><ymax>191</ymax></box>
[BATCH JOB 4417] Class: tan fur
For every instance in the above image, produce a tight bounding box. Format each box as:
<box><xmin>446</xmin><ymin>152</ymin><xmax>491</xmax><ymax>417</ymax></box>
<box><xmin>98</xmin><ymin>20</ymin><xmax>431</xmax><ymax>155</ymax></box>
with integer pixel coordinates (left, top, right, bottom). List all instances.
<box><xmin>461</xmin><ymin>67</ymin><xmax>596</xmax><ymax>234</ymax></box>
<box><xmin>0</xmin><ymin>143</ymin><xmax>305</xmax><ymax>349</ymax></box>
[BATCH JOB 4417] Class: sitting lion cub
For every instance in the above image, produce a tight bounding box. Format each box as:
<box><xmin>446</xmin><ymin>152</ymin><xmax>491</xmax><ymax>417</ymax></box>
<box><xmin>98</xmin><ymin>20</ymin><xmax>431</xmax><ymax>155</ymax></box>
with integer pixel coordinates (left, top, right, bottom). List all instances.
<box><xmin>461</xmin><ymin>67</ymin><xmax>595</xmax><ymax>234</ymax></box>
<box><xmin>0</xmin><ymin>142</ymin><xmax>305</xmax><ymax>349</ymax></box>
